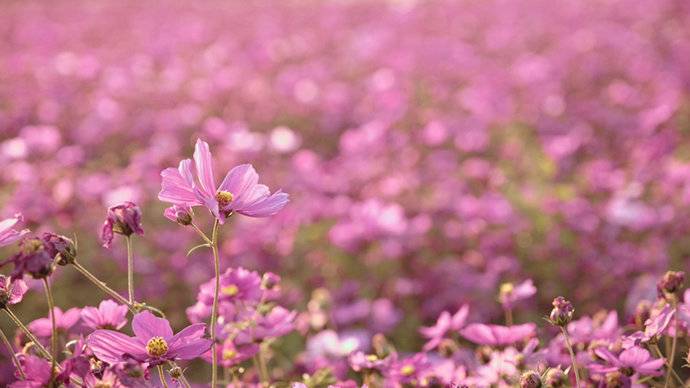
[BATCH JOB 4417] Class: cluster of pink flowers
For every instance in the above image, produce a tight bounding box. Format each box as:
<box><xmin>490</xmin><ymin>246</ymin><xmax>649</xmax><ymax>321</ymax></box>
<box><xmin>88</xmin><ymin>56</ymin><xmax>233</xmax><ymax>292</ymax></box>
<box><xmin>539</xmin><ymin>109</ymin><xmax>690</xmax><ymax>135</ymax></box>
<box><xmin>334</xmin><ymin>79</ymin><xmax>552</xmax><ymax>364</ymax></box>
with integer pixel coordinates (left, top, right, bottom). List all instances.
<box><xmin>1</xmin><ymin>0</ymin><xmax>690</xmax><ymax>386</ymax></box>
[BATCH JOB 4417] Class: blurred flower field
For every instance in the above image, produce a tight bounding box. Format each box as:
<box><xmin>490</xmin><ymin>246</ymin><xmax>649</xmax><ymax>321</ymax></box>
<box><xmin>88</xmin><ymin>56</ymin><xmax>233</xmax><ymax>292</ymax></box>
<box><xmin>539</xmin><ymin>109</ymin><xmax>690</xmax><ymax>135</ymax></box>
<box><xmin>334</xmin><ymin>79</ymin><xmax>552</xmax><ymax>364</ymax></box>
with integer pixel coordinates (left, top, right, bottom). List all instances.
<box><xmin>1</xmin><ymin>0</ymin><xmax>690</xmax><ymax>386</ymax></box>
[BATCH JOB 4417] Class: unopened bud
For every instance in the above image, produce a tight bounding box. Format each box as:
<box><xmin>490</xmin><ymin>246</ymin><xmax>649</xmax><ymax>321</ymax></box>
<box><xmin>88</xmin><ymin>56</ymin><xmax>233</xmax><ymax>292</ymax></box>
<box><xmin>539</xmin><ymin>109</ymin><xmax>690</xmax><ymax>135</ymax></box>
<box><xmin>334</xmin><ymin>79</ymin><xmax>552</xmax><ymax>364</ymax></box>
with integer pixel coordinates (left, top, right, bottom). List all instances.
<box><xmin>169</xmin><ymin>366</ymin><xmax>183</xmax><ymax>379</ymax></box>
<box><xmin>544</xmin><ymin>368</ymin><xmax>566</xmax><ymax>387</ymax></box>
<box><xmin>657</xmin><ymin>271</ymin><xmax>684</xmax><ymax>302</ymax></box>
<box><xmin>549</xmin><ymin>296</ymin><xmax>574</xmax><ymax>327</ymax></box>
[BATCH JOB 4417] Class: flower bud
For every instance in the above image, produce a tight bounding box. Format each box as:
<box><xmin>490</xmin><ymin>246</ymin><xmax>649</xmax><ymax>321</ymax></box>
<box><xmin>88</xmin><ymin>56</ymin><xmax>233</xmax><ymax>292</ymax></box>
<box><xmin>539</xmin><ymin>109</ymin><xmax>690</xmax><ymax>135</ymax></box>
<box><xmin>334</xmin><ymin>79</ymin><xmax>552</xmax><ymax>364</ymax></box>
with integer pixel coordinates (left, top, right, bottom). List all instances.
<box><xmin>605</xmin><ymin>371</ymin><xmax>626</xmax><ymax>388</ymax></box>
<box><xmin>164</xmin><ymin>205</ymin><xmax>192</xmax><ymax>226</ymax></box>
<box><xmin>544</xmin><ymin>368</ymin><xmax>566</xmax><ymax>387</ymax></box>
<box><xmin>101</xmin><ymin>201</ymin><xmax>144</xmax><ymax>248</ymax></box>
<box><xmin>633</xmin><ymin>300</ymin><xmax>651</xmax><ymax>329</ymax></box>
<box><xmin>657</xmin><ymin>271</ymin><xmax>684</xmax><ymax>302</ymax></box>
<box><xmin>42</xmin><ymin>233</ymin><xmax>77</xmax><ymax>265</ymax></box>
<box><xmin>372</xmin><ymin>333</ymin><xmax>394</xmax><ymax>359</ymax></box>
<box><xmin>520</xmin><ymin>371</ymin><xmax>542</xmax><ymax>388</ymax></box>
<box><xmin>549</xmin><ymin>296</ymin><xmax>574</xmax><ymax>327</ymax></box>
<box><xmin>261</xmin><ymin>272</ymin><xmax>281</xmax><ymax>290</ymax></box>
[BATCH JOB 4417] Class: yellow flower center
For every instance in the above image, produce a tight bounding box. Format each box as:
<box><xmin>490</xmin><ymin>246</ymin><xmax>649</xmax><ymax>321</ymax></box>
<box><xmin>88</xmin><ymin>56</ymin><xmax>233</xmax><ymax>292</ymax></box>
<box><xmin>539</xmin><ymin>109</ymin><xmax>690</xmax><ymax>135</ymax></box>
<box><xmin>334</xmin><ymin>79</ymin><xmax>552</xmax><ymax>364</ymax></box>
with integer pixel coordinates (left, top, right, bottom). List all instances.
<box><xmin>366</xmin><ymin>354</ymin><xmax>379</xmax><ymax>362</ymax></box>
<box><xmin>222</xmin><ymin>284</ymin><xmax>239</xmax><ymax>297</ymax></box>
<box><xmin>222</xmin><ymin>349</ymin><xmax>237</xmax><ymax>360</ymax></box>
<box><xmin>216</xmin><ymin>191</ymin><xmax>234</xmax><ymax>207</ymax></box>
<box><xmin>401</xmin><ymin>364</ymin><xmax>415</xmax><ymax>376</ymax></box>
<box><xmin>94</xmin><ymin>383</ymin><xmax>112</xmax><ymax>388</ymax></box>
<box><xmin>146</xmin><ymin>336</ymin><xmax>168</xmax><ymax>357</ymax></box>
<box><xmin>500</xmin><ymin>282</ymin><xmax>514</xmax><ymax>295</ymax></box>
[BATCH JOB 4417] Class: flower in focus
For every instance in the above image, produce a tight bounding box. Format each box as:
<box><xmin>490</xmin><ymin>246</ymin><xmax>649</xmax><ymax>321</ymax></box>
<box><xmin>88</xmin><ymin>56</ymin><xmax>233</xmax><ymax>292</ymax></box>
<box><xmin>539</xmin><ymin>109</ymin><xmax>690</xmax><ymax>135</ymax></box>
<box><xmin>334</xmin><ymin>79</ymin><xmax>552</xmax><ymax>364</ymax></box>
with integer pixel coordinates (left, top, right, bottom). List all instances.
<box><xmin>460</xmin><ymin>323</ymin><xmax>536</xmax><ymax>346</ymax></box>
<box><xmin>28</xmin><ymin>307</ymin><xmax>81</xmax><ymax>337</ymax></box>
<box><xmin>87</xmin><ymin>311</ymin><xmax>211</xmax><ymax>366</ymax></box>
<box><xmin>101</xmin><ymin>201</ymin><xmax>144</xmax><ymax>248</ymax></box>
<box><xmin>0</xmin><ymin>274</ymin><xmax>28</xmax><ymax>308</ymax></box>
<box><xmin>158</xmin><ymin>139</ymin><xmax>289</xmax><ymax>223</ymax></box>
<box><xmin>0</xmin><ymin>214</ymin><xmax>29</xmax><ymax>247</ymax></box>
<box><xmin>499</xmin><ymin>279</ymin><xmax>536</xmax><ymax>309</ymax></box>
<box><xmin>419</xmin><ymin>304</ymin><xmax>469</xmax><ymax>351</ymax></box>
<box><xmin>81</xmin><ymin>299</ymin><xmax>128</xmax><ymax>330</ymax></box>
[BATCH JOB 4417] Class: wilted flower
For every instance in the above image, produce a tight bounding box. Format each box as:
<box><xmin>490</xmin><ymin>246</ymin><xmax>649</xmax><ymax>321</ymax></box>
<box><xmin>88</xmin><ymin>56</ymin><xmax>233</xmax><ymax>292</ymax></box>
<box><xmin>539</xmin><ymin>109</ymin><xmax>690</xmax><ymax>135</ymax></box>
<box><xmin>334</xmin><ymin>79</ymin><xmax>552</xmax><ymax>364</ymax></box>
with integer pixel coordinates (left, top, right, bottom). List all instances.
<box><xmin>158</xmin><ymin>139</ymin><xmax>289</xmax><ymax>223</ymax></box>
<box><xmin>549</xmin><ymin>297</ymin><xmax>574</xmax><ymax>327</ymax></box>
<box><xmin>101</xmin><ymin>201</ymin><xmax>144</xmax><ymax>248</ymax></box>
<box><xmin>0</xmin><ymin>275</ymin><xmax>28</xmax><ymax>308</ymax></box>
<box><xmin>41</xmin><ymin>232</ymin><xmax>77</xmax><ymax>265</ymax></box>
<box><xmin>81</xmin><ymin>299</ymin><xmax>128</xmax><ymax>330</ymax></box>
<box><xmin>657</xmin><ymin>271</ymin><xmax>684</xmax><ymax>301</ymax></box>
<box><xmin>0</xmin><ymin>214</ymin><xmax>29</xmax><ymax>247</ymax></box>
<box><xmin>87</xmin><ymin>311</ymin><xmax>211</xmax><ymax>366</ymax></box>
<box><xmin>1</xmin><ymin>236</ymin><xmax>55</xmax><ymax>279</ymax></box>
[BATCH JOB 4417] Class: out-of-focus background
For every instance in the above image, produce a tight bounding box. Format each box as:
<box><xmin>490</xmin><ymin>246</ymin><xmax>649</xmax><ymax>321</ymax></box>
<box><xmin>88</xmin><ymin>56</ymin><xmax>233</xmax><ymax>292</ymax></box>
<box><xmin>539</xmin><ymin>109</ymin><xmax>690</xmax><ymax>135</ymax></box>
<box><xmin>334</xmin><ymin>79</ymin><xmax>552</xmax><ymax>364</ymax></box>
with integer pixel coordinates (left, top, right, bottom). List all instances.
<box><xmin>1</xmin><ymin>0</ymin><xmax>690</xmax><ymax>381</ymax></box>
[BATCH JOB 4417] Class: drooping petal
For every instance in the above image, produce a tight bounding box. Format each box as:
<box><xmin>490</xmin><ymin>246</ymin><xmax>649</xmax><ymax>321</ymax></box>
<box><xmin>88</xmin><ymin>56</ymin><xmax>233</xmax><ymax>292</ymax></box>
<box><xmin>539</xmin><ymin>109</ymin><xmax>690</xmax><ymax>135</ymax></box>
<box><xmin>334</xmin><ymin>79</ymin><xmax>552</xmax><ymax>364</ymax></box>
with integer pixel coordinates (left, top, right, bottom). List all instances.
<box><xmin>193</xmin><ymin>139</ymin><xmax>217</xmax><ymax>198</ymax></box>
<box><xmin>237</xmin><ymin>190</ymin><xmax>289</xmax><ymax>217</ymax></box>
<box><xmin>168</xmin><ymin>337</ymin><xmax>212</xmax><ymax>360</ymax></box>
<box><xmin>132</xmin><ymin>311</ymin><xmax>173</xmax><ymax>341</ymax></box>
<box><xmin>87</xmin><ymin>330</ymin><xmax>146</xmax><ymax>364</ymax></box>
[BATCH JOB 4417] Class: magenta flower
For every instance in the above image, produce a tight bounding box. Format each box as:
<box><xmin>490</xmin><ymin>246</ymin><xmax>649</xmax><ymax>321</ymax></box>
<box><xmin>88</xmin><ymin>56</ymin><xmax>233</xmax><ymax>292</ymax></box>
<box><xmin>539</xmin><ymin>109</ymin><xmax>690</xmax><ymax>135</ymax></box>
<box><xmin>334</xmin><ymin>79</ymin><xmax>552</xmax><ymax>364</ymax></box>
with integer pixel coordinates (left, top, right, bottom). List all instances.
<box><xmin>101</xmin><ymin>201</ymin><xmax>144</xmax><ymax>248</ymax></box>
<box><xmin>159</xmin><ymin>139</ymin><xmax>289</xmax><ymax>223</ymax></box>
<box><xmin>87</xmin><ymin>311</ymin><xmax>211</xmax><ymax>366</ymax></box>
<box><xmin>196</xmin><ymin>267</ymin><xmax>263</xmax><ymax>306</ymax></box>
<box><xmin>593</xmin><ymin>346</ymin><xmax>665</xmax><ymax>376</ymax></box>
<box><xmin>419</xmin><ymin>304</ymin><xmax>469</xmax><ymax>351</ymax></box>
<box><xmin>10</xmin><ymin>354</ymin><xmax>55</xmax><ymax>388</ymax></box>
<box><xmin>0</xmin><ymin>274</ymin><xmax>28</xmax><ymax>308</ymax></box>
<box><xmin>498</xmin><ymin>279</ymin><xmax>536</xmax><ymax>309</ymax></box>
<box><xmin>1</xmin><ymin>236</ymin><xmax>55</xmax><ymax>280</ymax></box>
<box><xmin>0</xmin><ymin>214</ymin><xmax>29</xmax><ymax>247</ymax></box>
<box><xmin>28</xmin><ymin>307</ymin><xmax>81</xmax><ymax>337</ymax></box>
<box><xmin>81</xmin><ymin>299</ymin><xmax>128</xmax><ymax>330</ymax></box>
<box><xmin>460</xmin><ymin>323</ymin><xmax>536</xmax><ymax>346</ymax></box>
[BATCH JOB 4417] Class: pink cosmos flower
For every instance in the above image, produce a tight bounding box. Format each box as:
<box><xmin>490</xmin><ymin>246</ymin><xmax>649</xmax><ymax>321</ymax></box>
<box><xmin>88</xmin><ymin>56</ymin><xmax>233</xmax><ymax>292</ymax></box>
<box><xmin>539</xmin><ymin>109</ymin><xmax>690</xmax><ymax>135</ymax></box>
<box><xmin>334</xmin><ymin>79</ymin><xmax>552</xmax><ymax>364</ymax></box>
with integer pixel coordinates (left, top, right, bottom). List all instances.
<box><xmin>101</xmin><ymin>201</ymin><xmax>144</xmax><ymax>248</ymax></box>
<box><xmin>158</xmin><ymin>139</ymin><xmax>289</xmax><ymax>223</ymax></box>
<box><xmin>419</xmin><ymin>304</ymin><xmax>469</xmax><ymax>351</ymax></box>
<box><xmin>460</xmin><ymin>323</ymin><xmax>536</xmax><ymax>346</ymax></box>
<box><xmin>0</xmin><ymin>274</ymin><xmax>28</xmax><ymax>308</ymax></box>
<box><xmin>593</xmin><ymin>346</ymin><xmax>664</xmax><ymax>376</ymax></box>
<box><xmin>87</xmin><ymin>311</ymin><xmax>211</xmax><ymax>366</ymax></box>
<box><xmin>0</xmin><ymin>214</ymin><xmax>29</xmax><ymax>247</ymax></box>
<box><xmin>81</xmin><ymin>299</ymin><xmax>128</xmax><ymax>330</ymax></box>
<box><xmin>28</xmin><ymin>307</ymin><xmax>81</xmax><ymax>337</ymax></box>
<box><xmin>498</xmin><ymin>279</ymin><xmax>536</xmax><ymax>309</ymax></box>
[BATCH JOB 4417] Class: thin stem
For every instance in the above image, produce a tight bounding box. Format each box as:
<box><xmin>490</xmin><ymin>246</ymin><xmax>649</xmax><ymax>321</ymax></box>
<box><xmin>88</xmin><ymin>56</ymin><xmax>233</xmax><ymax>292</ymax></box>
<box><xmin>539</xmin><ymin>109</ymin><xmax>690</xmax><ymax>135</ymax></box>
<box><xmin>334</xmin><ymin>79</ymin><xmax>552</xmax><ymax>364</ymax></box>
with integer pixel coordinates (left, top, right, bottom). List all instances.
<box><xmin>168</xmin><ymin>362</ymin><xmax>191</xmax><ymax>388</ymax></box>
<box><xmin>3</xmin><ymin>308</ymin><xmax>51</xmax><ymax>359</ymax></box>
<box><xmin>210</xmin><ymin>219</ymin><xmax>221</xmax><ymax>388</ymax></box>
<box><xmin>72</xmin><ymin>262</ymin><xmax>133</xmax><ymax>311</ymax></box>
<box><xmin>258</xmin><ymin>347</ymin><xmax>270</xmax><ymax>384</ymax></box>
<box><xmin>126</xmin><ymin>236</ymin><xmax>134</xmax><ymax>304</ymax></box>
<box><xmin>253</xmin><ymin>354</ymin><xmax>269</xmax><ymax>385</ymax></box>
<box><xmin>0</xmin><ymin>327</ymin><xmax>25</xmax><ymax>379</ymax></box>
<box><xmin>561</xmin><ymin>326</ymin><xmax>581</xmax><ymax>388</ymax></box>
<box><xmin>43</xmin><ymin>279</ymin><xmax>58</xmax><ymax>385</ymax></box>
<box><xmin>665</xmin><ymin>305</ymin><xmax>679</xmax><ymax>388</ymax></box>
<box><xmin>191</xmin><ymin>222</ymin><xmax>212</xmax><ymax>244</ymax></box>
<box><xmin>652</xmin><ymin>344</ymin><xmax>684</xmax><ymax>386</ymax></box>
<box><xmin>158</xmin><ymin>365</ymin><xmax>169</xmax><ymax>388</ymax></box>
<box><xmin>505</xmin><ymin>308</ymin><xmax>513</xmax><ymax>326</ymax></box>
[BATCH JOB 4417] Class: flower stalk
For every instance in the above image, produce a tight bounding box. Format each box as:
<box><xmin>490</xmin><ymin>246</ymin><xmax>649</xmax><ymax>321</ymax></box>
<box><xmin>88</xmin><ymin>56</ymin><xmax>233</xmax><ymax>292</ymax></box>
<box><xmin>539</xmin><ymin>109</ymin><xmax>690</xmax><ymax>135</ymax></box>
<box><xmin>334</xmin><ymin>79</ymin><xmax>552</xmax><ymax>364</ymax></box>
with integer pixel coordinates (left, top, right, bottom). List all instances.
<box><xmin>0</xmin><ymin>326</ymin><xmax>25</xmax><ymax>379</ymax></box>
<box><xmin>560</xmin><ymin>327</ymin><xmax>580</xmax><ymax>388</ymax></box>
<box><xmin>43</xmin><ymin>278</ymin><xmax>58</xmax><ymax>384</ymax></box>
<box><xmin>210</xmin><ymin>219</ymin><xmax>221</xmax><ymax>388</ymax></box>
<box><xmin>126</xmin><ymin>236</ymin><xmax>134</xmax><ymax>304</ymax></box>
<box><xmin>3</xmin><ymin>308</ymin><xmax>51</xmax><ymax>359</ymax></box>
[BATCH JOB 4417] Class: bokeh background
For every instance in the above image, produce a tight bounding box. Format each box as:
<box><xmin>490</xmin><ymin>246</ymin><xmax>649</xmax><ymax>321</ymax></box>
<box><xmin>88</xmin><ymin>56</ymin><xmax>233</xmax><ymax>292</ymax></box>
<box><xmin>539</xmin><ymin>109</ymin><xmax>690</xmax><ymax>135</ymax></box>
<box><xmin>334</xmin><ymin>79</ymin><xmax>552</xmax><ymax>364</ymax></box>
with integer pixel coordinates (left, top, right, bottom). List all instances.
<box><xmin>1</xmin><ymin>0</ymin><xmax>690</xmax><ymax>383</ymax></box>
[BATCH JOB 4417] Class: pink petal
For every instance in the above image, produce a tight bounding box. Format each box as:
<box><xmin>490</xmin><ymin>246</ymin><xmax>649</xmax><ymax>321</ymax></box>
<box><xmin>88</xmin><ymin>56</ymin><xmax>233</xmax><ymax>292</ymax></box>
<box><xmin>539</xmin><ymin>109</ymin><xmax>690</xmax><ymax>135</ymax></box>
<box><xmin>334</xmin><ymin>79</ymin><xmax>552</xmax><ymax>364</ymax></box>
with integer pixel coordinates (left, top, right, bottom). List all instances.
<box><xmin>193</xmin><ymin>139</ymin><xmax>217</xmax><ymax>198</ymax></box>
<box><xmin>87</xmin><ymin>330</ymin><xmax>146</xmax><ymax>364</ymax></box>
<box><xmin>132</xmin><ymin>311</ymin><xmax>173</xmax><ymax>341</ymax></box>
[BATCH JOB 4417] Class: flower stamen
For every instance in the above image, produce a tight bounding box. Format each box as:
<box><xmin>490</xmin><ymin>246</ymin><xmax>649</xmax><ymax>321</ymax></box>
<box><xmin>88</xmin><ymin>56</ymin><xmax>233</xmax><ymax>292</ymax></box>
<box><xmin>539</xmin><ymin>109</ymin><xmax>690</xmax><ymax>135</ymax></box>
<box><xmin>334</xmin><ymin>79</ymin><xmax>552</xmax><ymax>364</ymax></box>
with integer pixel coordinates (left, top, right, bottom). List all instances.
<box><xmin>146</xmin><ymin>336</ymin><xmax>168</xmax><ymax>357</ymax></box>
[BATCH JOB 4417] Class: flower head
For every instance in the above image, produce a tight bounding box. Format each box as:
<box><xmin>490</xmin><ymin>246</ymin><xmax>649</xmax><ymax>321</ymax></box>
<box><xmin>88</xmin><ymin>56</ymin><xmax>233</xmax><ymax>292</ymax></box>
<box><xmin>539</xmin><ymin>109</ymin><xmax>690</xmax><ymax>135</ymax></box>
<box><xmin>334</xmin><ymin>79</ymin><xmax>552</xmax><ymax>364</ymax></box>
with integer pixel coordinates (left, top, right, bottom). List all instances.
<box><xmin>0</xmin><ymin>214</ymin><xmax>29</xmax><ymax>247</ymax></box>
<box><xmin>419</xmin><ymin>305</ymin><xmax>469</xmax><ymax>351</ymax></box>
<box><xmin>41</xmin><ymin>232</ymin><xmax>77</xmax><ymax>265</ymax></box>
<box><xmin>159</xmin><ymin>139</ymin><xmax>289</xmax><ymax>223</ymax></box>
<box><xmin>81</xmin><ymin>299</ymin><xmax>128</xmax><ymax>330</ymax></box>
<box><xmin>1</xmin><ymin>236</ymin><xmax>55</xmax><ymax>279</ymax></box>
<box><xmin>593</xmin><ymin>346</ymin><xmax>664</xmax><ymax>377</ymax></box>
<box><xmin>87</xmin><ymin>311</ymin><xmax>211</xmax><ymax>366</ymax></box>
<box><xmin>0</xmin><ymin>275</ymin><xmax>28</xmax><ymax>308</ymax></box>
<box><xmin>28</xmin><ymin>307</ymin><xmax>81</xmax><ymax>337</ymax></box>
<box><xmin>657</xmin><ymin>271</ymin><xmax>684</xmax><ymax>302</ymax></box>
<box><xmin>101</xmin><ymin>201</ymin><xmax>144</xmax><ymax>248</ymax></box>
<box><xmin>499</xmin><ymin>279</ymin><xmax>537</xmax><ymax>309</ymax></box>
<box><xmin>519</xmin><ymin>371</ymin><xmax>542</xmax><ymax>388</ymax></box>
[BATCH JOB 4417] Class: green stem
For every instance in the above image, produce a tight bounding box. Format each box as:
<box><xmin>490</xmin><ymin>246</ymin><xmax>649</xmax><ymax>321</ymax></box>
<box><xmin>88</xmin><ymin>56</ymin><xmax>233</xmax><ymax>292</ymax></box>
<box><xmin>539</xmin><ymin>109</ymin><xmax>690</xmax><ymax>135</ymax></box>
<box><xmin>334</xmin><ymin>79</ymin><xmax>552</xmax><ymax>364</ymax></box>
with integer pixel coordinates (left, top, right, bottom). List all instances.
<box><xmin>665</xmin><ymin>306</ymin><xmax>679</xmax><ymax>388</ymax></box>
<box><xmin>126</xmin><ymin>236</ymin><xmax>134</xmax><ymax>304</ymax></box>
<box><xmin>652</xmin><ymin>344</ymin><xmax>684</xmax><ymax>386</ymax></box>
<box><xmin>561</xmin><ymin>326</ymin><xmax>581</xmax><ymax>388</ymax></box>
<box><xmin>3</xmin><ymin>308</ymin><xmax>51</xmax><ymax>359</ymax></box>
<box><xmin>43</xmin><ymin>279</ymin><xmax>57</xmax><ymax>385</ymax></box>
<box><xmin>72</xmin><ymin>262</ymin><xmax>134</xmax><ymax>311</ymax></box>
<box><xmin>210</xmin><ymin>219</ymin><xmax>220</xmax><ymax>388</ymax></box>
<box><xmin>158</xmin><ymin>365</ymin><xmax>169</xmax><ymax>388</ymax></box>
<box><xmin>0</xmin><ymin>326</ymin><xmax>25</xmax><ymax>379</ymax></box>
